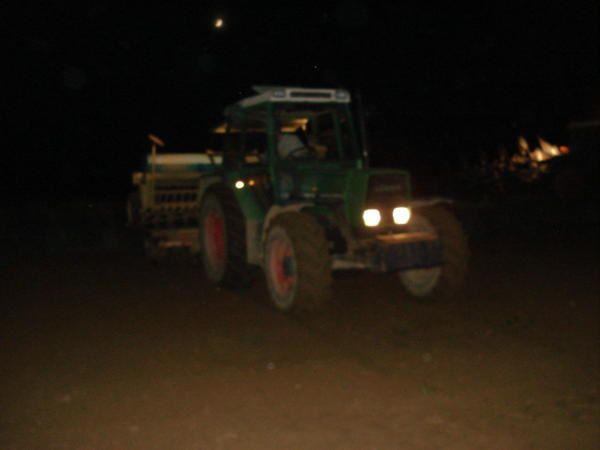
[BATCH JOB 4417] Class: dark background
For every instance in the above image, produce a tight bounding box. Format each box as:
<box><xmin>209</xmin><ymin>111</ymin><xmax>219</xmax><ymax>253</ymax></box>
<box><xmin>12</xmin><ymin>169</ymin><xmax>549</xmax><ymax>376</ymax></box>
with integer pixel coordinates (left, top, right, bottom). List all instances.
<box><xmin>7</xmin><ymin>1</ymin><xmax>599</xmax><ymax>200</ymax></box>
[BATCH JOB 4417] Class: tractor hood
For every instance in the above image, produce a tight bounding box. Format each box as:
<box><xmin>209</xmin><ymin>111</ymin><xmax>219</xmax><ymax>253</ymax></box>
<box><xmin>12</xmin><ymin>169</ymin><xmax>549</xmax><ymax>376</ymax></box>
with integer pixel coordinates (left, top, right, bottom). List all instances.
<box><xmin>288</xmin><ymin>164</ymin><xmax>412</xmax><ymax>228</ymax></box>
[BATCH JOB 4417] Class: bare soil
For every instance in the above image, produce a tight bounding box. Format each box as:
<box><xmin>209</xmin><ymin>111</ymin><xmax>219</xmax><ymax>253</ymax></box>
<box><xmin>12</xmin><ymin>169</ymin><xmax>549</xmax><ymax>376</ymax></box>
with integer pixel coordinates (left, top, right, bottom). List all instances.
<box><xmin>1</xmin><ymin>200</ymin><xmax>598</xmax><ymax>449</ymax></box>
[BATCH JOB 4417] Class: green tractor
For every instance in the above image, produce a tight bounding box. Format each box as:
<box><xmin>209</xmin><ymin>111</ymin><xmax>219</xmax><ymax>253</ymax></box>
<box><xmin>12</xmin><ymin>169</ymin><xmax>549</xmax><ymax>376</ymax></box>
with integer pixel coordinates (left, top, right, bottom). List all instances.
<box><xmin>131</xmin><ymin>86</ymin><xmax>469</xmax><ymax>311</ymax></box>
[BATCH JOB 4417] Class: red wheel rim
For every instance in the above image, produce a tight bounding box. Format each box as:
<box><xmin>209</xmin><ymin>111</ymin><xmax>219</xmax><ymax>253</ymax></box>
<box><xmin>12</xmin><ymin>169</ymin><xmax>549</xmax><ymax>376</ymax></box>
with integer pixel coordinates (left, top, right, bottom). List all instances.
<box><xmin>269</xmin><ymin>238</ymin><xmax>295</xmax><ymax>296</ymax></box>
<box><xmin>205</xmin><ymin>208</ymin><xmax>225</xmax><ymax>269</ymax></box>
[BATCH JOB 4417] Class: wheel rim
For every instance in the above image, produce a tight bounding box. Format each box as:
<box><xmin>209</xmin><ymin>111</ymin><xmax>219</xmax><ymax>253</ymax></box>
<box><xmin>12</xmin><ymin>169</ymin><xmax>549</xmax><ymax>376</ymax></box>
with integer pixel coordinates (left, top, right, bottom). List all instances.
<box><xmin>204</xmin><ymin>207</ymin><xmax>225</xmax><ymax>271</ymax></box>
<box><xmin>400</xmin><ymin>266</ymin><xmax>441</xmax><ymax>296</ymax></box>
<box><xmin>268</xmin><ymin>237</ymin><xmax>296</xmax><ymax>299</ymax></box>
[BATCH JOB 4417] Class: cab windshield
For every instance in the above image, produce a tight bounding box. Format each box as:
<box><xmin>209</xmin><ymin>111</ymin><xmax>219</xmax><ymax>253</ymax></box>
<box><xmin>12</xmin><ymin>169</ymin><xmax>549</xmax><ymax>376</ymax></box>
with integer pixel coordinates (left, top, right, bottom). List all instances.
<box><xmin>220</xmin><ymin>103</ymin><xmax>361</xmax><ymax>167</ymax></box>
<box><xmin>273</xmin><ymin>103</ymin><xmax>360</xmax><ymax>162</ymax></box>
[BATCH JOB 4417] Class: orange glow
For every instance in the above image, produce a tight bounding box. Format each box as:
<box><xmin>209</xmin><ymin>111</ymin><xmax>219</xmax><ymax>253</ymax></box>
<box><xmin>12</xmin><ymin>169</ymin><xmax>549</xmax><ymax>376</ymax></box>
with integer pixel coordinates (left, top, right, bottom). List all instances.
<box><xmin>559</xmin><ymin>146</ymin><xmax>570</xmax><ymax>154</ymax></box>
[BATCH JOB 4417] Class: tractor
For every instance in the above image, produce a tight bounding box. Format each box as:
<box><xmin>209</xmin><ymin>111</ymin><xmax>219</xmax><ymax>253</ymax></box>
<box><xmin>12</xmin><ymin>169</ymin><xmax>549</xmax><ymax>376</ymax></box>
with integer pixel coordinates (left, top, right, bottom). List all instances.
<box><xmin>128</xmin><ymin>86</ymin><xmax>469</xmax><ymax>311</ymax></box>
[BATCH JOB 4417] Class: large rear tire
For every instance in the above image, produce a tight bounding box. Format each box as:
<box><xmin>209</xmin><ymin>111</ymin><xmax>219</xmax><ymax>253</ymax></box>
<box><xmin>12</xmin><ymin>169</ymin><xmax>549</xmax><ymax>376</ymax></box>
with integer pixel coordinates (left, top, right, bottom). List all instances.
<box><xmin>199</xmin><ymin>187</ymin><xmax>249</xmax><ymax>287</ymax></box>
<box><xmin>264</xmin><ymin>212</ymin><xmax>331</xmax><ymax>311</ymax></box>
<box><xmin>399</xmin><ymin>205</ymin><xmax>469</xmax><ymax>299</ymax></box>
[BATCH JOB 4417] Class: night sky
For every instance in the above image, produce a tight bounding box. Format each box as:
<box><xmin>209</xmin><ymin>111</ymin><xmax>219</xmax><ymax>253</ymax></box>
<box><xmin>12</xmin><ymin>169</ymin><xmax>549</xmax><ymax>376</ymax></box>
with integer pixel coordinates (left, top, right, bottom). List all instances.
<box><xmin>8</xmin><ymin>1</ymin><xmax>599</xmax><ymax>199</ymax></box>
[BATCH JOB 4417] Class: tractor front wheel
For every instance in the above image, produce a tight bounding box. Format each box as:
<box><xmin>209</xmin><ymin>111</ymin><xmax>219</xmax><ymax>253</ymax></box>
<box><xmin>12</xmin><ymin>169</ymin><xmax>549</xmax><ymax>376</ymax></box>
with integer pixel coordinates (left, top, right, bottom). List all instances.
<box><xmin>399</xmin><ymin>205</ymin><xmax>469</xmax><ymax>299</ymax></box>
<box><xmin>264</xmin><ymin>213</ymin><xmax>331</xmax><ymax>311</ymax></box>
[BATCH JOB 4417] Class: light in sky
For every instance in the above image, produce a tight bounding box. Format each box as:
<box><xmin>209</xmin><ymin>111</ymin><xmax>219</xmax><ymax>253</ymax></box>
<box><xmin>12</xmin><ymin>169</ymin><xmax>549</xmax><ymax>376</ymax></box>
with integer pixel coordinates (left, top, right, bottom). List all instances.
<box><xmin>214</xmin><ymin>17</ymin><xmax>224</xmax><ymax>29</ymax></box>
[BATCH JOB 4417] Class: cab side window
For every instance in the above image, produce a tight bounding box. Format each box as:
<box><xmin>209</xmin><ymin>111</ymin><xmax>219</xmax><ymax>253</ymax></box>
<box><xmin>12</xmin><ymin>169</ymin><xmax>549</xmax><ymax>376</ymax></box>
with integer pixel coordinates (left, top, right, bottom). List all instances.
<box><xmin>312</xmin><ymin>112</ymin><xmax>339</xmax><ymax>161</ymax></box>
<box><xmin>240</xmin><ymin>116</ymin><xmax>268</xmax><ymax>165</ymax></box>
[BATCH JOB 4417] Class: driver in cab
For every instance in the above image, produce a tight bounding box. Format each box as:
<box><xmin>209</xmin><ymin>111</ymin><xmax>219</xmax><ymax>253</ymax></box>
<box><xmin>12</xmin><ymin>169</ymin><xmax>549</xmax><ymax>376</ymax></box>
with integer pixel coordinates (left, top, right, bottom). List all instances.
<box><xmin>277</xmin><ymin>127</ymin><xmax>328</xmax><ymax>160</ymax></box>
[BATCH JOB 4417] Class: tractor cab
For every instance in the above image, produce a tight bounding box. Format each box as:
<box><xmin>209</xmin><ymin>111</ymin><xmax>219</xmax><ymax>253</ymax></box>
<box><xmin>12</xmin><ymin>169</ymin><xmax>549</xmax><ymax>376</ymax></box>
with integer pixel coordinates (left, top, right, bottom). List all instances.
<box><xmin>215</xmin><ymin>87</ymin><xmax>364</xmax><ymax>202</ymax></box>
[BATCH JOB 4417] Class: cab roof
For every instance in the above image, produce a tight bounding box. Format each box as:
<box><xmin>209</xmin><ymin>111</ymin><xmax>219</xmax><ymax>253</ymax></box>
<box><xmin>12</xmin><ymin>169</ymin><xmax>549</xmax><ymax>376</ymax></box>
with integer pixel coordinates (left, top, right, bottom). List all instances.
<box><xmin>234</xmin><ymin>86</ymin><xmax>351</xmax><ymax>109</ymax></box>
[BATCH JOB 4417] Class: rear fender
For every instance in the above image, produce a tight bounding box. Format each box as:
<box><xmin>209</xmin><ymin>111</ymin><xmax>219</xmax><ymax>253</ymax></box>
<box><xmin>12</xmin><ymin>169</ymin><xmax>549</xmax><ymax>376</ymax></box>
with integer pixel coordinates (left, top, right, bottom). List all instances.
<box><xmin>261</xmin><ymin>203</ymin><xmax>312</xmax><ymax>244</ymax></box>
<box><xmin>244</xmin><ymin>204</ymin><xmax>305</xmax><ymax>267</ymax></box>
<box><xmin>257</xmin><ymin>203</ymin><xmax>344</xmax><ymax>265</ymax></box>
<box><xmin>197</xmin><ymin>176</ymin><xmax>224</xmax><ymax>204</ymax></box>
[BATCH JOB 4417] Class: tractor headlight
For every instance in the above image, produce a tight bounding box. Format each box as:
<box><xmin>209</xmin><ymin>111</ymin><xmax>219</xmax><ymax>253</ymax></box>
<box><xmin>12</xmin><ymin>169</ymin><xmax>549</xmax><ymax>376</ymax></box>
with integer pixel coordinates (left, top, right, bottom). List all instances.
<box><xmin>362</xmin><ymin>209</ymin><xmax>381</xmax><ymax>227</ymax></box>
<box><xmin>393</xmin><ymin>207</ymin><xmax>411</xmax><ymax>225</ymax></box>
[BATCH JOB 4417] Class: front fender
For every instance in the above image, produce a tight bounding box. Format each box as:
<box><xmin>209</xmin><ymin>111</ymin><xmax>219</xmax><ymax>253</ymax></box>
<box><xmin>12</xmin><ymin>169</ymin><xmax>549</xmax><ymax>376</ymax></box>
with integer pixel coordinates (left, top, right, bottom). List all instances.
<box><xmin>196</xmin><ymin>176</ymin><xmax>224</xmax><ymax>204</ymax></box>
<box><xmin>409</xmin><ymin>197</ymin><xmax>453</xmax><ymax>209</ymax></box>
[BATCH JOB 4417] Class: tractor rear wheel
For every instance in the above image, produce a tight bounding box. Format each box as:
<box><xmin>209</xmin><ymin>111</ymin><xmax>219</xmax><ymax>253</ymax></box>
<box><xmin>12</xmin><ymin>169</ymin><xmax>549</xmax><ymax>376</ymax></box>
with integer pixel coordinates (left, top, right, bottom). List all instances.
<box><xmin>399</xmin><ymin>205</ymin><xmax>469</xmax><ymax>299</ymax></box>
<box><xmin>199</xmin><ymin>187</ymin><xmax>248</xmax><ymax>287</ymax></box>
<box><xmin>264</xmin><ymin>212</ymin><xmax>331</xmax><ymax>311</ymax></box>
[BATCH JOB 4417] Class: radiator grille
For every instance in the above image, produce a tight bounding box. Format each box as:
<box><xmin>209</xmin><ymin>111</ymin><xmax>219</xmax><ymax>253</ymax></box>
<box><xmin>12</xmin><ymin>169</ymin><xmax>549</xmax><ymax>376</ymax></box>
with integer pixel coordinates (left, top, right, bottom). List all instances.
<box><xmin>367</xmin><ymin>173</ymin><xmax>410</xmax><ymax>206</ymax></box>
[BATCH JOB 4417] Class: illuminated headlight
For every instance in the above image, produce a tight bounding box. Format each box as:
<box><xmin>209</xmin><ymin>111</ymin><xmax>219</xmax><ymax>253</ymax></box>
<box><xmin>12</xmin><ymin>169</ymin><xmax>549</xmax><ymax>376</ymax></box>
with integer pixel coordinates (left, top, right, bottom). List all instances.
<box><xmin>362</xmin><ymin>209</ymin><xmax>381</xmax><ymax>227</ymax></box>
<box><xmin>234</xmin><ymin>180</ymin><xmax>245</xmax><ymax>189</ymax></box>
<box><xmin>393</xmin><ymin>207</ymin><xmax>411</xmax><ymax>225</ymax></box>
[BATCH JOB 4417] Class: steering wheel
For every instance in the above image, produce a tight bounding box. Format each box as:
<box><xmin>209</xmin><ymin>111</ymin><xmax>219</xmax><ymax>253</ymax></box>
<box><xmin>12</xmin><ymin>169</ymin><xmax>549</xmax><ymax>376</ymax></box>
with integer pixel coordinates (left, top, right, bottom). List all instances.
<box><xmin>285</xmin><ymin>145</ymin><xmax>315</xmax><ymax>160</ymax></box>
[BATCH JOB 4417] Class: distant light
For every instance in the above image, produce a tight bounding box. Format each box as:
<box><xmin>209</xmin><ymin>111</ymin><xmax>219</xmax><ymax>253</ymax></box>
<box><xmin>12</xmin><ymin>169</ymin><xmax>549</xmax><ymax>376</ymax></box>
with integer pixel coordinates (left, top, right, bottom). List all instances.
<box><xmin>234</xmin><ymin>180</ymin><xmax>245</xmax><ymax>189</ymax></box>
<box><xmin>214</xmin><ymin>17</ymin><xmax>224</xmax><ymax>29</ymax></box>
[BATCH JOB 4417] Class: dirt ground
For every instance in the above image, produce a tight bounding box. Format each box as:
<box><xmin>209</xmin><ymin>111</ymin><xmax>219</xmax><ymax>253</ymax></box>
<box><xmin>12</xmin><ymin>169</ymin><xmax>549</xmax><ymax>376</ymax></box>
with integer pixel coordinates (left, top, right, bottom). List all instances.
<box><xmin>1</xmin><ymin>200</ymin><xmax>598</xmax><ymax>449</ymax></box>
